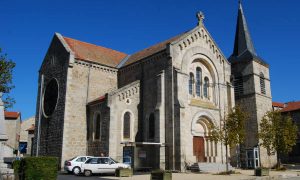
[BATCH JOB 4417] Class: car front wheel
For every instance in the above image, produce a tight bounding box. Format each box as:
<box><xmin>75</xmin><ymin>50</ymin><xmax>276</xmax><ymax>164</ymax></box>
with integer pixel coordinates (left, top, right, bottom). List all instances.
<box><xmin>84</xmin><ymin>170</ymin><xmax>92</xmax><ymax>177</ymax></box>
<box><xmin>72</xmin><ymin>167</ymin><xmax>81</xmax><ymax>175</ymax></box>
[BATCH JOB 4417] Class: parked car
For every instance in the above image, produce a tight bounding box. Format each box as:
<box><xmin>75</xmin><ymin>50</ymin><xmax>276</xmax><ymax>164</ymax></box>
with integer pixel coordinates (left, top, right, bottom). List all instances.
<box><xmin>81</xmin><ymin>157</ymin><xmax>130</xmax><ymax>176</ymax></box>
<box><xmin>64</xmin><ymin>156</ymin><xmax>93</xmax><ymax>175</ymax></box>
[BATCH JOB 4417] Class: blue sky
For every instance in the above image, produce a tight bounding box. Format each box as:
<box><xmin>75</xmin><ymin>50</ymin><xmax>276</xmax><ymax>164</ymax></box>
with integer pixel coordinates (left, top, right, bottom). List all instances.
<box><xmin>1</xmin><ymin>0</ymin><xmax>299</xmax><ymax>120</ymax></box>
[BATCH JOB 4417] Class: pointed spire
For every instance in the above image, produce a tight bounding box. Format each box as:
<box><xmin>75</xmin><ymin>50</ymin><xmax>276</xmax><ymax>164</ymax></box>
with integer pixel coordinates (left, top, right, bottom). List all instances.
<box><xmin>232</xmin><ymin>1</ymin><xmax>257</xmax><ymax>57</ymax></box>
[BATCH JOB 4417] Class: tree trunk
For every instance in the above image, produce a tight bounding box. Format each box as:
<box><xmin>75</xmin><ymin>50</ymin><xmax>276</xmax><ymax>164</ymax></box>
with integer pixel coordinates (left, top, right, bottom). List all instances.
<box><xmin>225</xmin><ymin>144</ymin><xmax>229</xmax><ymax>172</ymax></box>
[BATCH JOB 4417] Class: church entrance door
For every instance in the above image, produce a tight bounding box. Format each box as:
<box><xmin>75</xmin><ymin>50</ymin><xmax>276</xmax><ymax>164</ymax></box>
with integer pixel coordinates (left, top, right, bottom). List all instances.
<box><xmin>193</xmin><ymin>136</ymin><xmax>206</xmax><ymax>162</ymax></box>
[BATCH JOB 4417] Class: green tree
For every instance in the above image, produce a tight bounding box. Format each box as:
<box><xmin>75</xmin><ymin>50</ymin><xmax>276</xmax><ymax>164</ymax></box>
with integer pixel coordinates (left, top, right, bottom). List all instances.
<box><xmin>0</xmin><ymin>48</ymin><xmax>16</xmax><ymax>108</ymax></box>
<box><xmin>259</xmin><ymin>110</ymin><xmax>298</xmax><ymax>167</ymax></box>
<box><xmin>210</xmin><ymin>105</ymin><xmax>247</xmax><ymax>171</ymax></box>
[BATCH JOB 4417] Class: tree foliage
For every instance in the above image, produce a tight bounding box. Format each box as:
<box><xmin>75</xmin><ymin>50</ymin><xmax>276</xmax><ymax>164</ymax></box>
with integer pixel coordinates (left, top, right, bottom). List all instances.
<box><xmin>259</xmin><ymin>110</ymin><xmax>298</xmax><ymax>157</ymax></box>
<box><xmin>210</xmin><ymin>105</ymin><xmax>247</xmax><ymax>170</ymax></box>
<box><xmin>0</xmin><ymin>48</ymin><xmax>16</xmax><ymax>108</ymax></box>
<box><xmin>210</xmin><ymin>105</ymin><xmax>247</xmax><ymax>146</ymax></box>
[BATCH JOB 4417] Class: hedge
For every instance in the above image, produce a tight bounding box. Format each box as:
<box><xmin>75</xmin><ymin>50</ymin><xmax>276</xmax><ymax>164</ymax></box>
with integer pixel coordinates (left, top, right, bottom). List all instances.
<box><xmin>13</xmin><ymin>160</ymin><xmax>21</xmax><ymax>175</ymax></box>
<box><xmin>16</xmin><ymin>157</ymin><xmax>58</xmax><ymax>180</ymax></box>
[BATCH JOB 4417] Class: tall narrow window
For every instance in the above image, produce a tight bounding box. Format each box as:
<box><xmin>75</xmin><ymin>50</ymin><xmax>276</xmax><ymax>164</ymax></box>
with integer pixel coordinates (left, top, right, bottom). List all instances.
<box><xmin>196</xmin><ymin>67</ymin><xmax>202</xmax><ymax>96</ymax></box>
<box><xmin>260</xmin><ymin>73</ymin><xmax>266</xmax><ymax>94</ymax></box>
<box><xmin>123</xmin><ymin>112</ymin><xmax>131</xmax><ymax>139</ymax></box>
<box><xmin>149</xmin><ymin>113</ymin><xmax>155</xmax><ymax>140</ymax></box>
<box><xmin>234</xmin><ymin>76</ymin><xmax>244</xmax><ymax>98</ymax></box>
<box><xmin>204</xmin><ymin>77</ymin><xmax>209</xmax><ymax>98</ymax></box>
<box><xmin>95</xmin><ymin>114</ymin><xmax>101</xmax><ymax>140</ymax></box>
<box><xmin>189</xmin><ymin>73</ymin><xmax>194</xmax><ymax>95</ymax></box>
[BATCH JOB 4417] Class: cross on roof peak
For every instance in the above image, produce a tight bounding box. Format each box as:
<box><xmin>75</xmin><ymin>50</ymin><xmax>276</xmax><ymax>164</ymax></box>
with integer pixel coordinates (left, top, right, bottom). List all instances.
<box><xmin>196</xmin><ymin>11</ymin><xmax>205</xmax><ymax>26</ymax></box>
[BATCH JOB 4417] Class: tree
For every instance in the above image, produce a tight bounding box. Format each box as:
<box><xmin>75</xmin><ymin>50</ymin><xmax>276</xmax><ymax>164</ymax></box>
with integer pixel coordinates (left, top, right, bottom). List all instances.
<box><xmin>259</xmin><ymin>110</ymin><xmax>298</xmax><ymax>167</ymax></box>
<box><xmin>210</xmin><ymin>105</ymin><xmax>247</xmax><ymax>171</ymax></box>
<box><xmin>0</xmin><ymin>48</ymin><xmax>16</xmax><ymax>109</ymax></box>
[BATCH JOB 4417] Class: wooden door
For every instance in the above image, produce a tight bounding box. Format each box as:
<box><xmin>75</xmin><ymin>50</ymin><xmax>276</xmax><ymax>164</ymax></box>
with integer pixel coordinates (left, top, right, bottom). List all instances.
<box><xmin>193</xmin><ymin>136</ymin><xmax>206</xmax><ymax>162</ymax></box>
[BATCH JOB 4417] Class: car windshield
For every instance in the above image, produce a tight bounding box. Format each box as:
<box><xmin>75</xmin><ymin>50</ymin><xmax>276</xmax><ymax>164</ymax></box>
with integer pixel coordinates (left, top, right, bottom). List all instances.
<box><xmin>110</xmin><ymin>158</ymin><xmax>118</xmax><ymax>163</ymax></box>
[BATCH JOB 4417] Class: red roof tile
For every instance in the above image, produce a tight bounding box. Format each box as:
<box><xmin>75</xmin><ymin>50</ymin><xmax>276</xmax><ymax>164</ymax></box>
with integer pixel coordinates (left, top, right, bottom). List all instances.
<box><xmin>124</xmin><ymin>32</ymin><xmax>187</xmax><ymax>66</ymax></box>
<box><xmin>26</xmin><ymin>124</ymin><xmax>35</xmax><ymax>131</ymax></box>
<box><xmin>281</xmin><ymin>101</ymin><xmax>300</xmax><ymax>112</ymax></box>
<box><xmin>272</xmin><ymin>102</ymin><xmax>284</xmax><ymax>108</ymax></box>
<box><xmin>63</xmin><ymin>36</ymin><xmax>127</xmax><ymax>67</ymax></box>
<box><xmin>87</xmin><ymin>96</ymin><xmax>106</xmax><ymax>106</ymax></box>
<box><xmin>4</xmin><ymin>111</ymin><xmax>20</xmax><ymax>119</ymax></box>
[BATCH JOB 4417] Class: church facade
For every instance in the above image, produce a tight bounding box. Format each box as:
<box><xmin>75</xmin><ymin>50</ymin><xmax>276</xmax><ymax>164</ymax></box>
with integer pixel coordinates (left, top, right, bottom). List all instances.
<box><xmin>33</xmin><ymin>3</ymin><xmax>276</xmax><ymax>170</ymax></box>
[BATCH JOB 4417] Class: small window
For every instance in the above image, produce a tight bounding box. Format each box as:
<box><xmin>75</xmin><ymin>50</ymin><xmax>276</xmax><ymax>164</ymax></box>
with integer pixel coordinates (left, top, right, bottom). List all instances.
<box><xmin>86</xmin><ymin>158</ymin><xmax>98</xmax><ymax>164</ymax></box>
<box><xmin>99</xmin><ymin>158</ymin><xmax>109</xmax><ymax>164</ymax></box>
<box><xmin>95</xmin><ymin>114</ymin><xmax>101</xmax><ymax>140</ymax></box>
<box><xmin>204</xmin><ymin>77</ymin><xmax>209</xmax><ymax>98</ymax></box>
<box><xmin>196</xmin><ymin>67</ymin><xmax>202</xmax><ymax>96</ymax></box>
<box><xmin>123</xmin><ymin>112</ymin><xmax>131</xmax><ymax>139</ymax></box>
<box><xmin>189</xmin><ymin>73</ymin><xmax>194</xmax><ymax>95</ymax></box>
<box><xmin>149</xmin><ymin>113</ymin><xmax>155</xmax><ymax>140</ymax></box>
<box><xmin>76</xmin><ymin>157</ymin><xmax>86</xmax><ymax>162</ymax></box>
<box><xmin>260</xmin><ymin>73</ymin><xmax>266</xmax><ymax>94</ymax></box>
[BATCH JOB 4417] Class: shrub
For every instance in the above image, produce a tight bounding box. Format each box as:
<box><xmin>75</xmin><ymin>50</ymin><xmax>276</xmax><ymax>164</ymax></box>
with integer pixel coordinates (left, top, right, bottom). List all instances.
<box><xmin>18</xmin><ymin>157</ymin><xmax>58</xmax><ymax>180</ymax></box>
<box><xmin>13</xmin><ymin>160</ymin><xmax>21</xmax><ymax>175</ymax></box>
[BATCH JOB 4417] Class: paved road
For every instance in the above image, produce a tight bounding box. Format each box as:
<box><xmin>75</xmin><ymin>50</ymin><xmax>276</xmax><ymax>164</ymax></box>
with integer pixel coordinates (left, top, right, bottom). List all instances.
<box><xmin>58</xmin><ymin>173</ymin><xmax>121</xmax><ymax>180</ymax></box>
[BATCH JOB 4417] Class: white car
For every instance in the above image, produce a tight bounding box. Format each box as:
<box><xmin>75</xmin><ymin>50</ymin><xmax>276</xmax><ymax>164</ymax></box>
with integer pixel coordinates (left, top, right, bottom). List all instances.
<box><xmin>64</xmin><ymin>156</ymin><xmax>93</xmax><ymax>175</ymax></box>
<box><xmin>81</xmin><ymin>157</ymin><xmax>130</xmax><ymax>176</ymax></box>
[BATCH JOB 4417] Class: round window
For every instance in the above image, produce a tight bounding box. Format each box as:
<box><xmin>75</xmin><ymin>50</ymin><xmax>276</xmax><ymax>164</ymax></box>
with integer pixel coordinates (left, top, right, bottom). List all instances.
<box><xmin>43</xmin><ymin>78</ymin><xmax>59</xmax><ymax>117</ymax></box>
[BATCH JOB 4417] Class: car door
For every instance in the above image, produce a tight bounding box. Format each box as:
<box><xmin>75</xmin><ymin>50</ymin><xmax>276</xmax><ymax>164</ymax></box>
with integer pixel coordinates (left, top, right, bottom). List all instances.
<box><xmin>107</xmin><ymin>158</ymin><xmax>119</xmax><ymax>173</ymax></box>
<box><xmin>98</xmin><ymin>158</ymin><xmax>110</xmax><ymax>173</ymax></box>
<box><xmin>83</xmin><ymin>158</ymin><xmax>100</xmax><ymax>174</ymax></box>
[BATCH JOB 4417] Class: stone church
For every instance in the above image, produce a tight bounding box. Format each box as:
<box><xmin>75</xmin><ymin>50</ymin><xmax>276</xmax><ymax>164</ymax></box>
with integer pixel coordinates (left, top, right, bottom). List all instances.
<box><xmin>33</xmin><ymin>3</ymin><xmax>276</xmax><ymax>170</ymax></box>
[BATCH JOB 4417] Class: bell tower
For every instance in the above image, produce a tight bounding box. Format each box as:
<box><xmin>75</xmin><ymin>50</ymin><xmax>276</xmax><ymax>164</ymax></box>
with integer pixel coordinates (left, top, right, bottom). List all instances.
<box><xmin>229</xmin><ymin>1</ymin><xmax>276</xmax><ymax>168</ymax></box>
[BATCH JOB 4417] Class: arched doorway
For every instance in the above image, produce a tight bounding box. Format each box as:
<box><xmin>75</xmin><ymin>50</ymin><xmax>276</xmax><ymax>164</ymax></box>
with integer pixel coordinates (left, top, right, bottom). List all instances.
<box><xmin>191</xmin><ymin>113</ymin><xmax>217</xmax><ymax>163</ymax></box>
<box><xmin>193</xmin><ymin>136</ymin><xmax>205</xmax><ymax>162</ymax></box>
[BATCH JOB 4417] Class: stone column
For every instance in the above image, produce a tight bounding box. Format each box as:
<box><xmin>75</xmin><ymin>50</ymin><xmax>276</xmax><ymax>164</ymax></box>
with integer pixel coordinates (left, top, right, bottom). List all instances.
<box><xmin>156</xmin><ymin>71</ymin><xmax>166</xmax><ymax>170</ymax></box>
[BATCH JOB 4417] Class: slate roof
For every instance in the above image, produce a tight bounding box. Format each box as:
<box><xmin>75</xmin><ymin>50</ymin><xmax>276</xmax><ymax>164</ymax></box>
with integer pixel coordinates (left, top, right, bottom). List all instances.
<box><xmin>229</xmin><ymin>2</ymin><xmax>268</xmax><ymax>66</ymax></box>
<box><xmin>281</xmin><ymin>101</ymin><xmax>300</xmax><ymax>113</ymax></box>
<box><xmin>4</xmin><ymin>111</ymin><xmax>20</xmax><ymax>119</ymax></box>
<box><xmin>63</xmin><ymin>36</ymin><xmax>128</xmax><ymax>68</ymax></box>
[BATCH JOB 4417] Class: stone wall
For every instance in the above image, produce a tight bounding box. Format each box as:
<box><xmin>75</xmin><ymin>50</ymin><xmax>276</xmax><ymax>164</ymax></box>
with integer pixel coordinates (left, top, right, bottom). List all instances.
<box><xmin>4</xmin><ymin>117</ymin><xmax>20</xmax><ymax>150</ymax></box>
<box><xmin>87</xmin><ymin>102</ymin><xmax>110</xmax><ymax>156</ymax></box>
<box><xmin>32</xmin><ymin>34</ymin><xmax>70</xmax><ymax>166</ymax></box>
<box><xmin>61</xmin><ymin>60</ymin><xmax>118</xmax><ymax>167</ymax></box>
<box><xmin>107</xmin><ymin>81</ymin><xmax>140</xmax><ymax>162</ymax></box>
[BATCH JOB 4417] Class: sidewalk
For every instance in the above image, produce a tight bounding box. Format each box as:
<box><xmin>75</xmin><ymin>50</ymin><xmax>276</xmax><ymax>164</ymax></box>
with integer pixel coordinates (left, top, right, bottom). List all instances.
<box><xmin>58</xmin><ymin>169</ymin><xmax>300</xmax><ymax>180</ymax></box>
<box><xmin>114</xmin><ymin>170</ymin><xmax>300</xmax><ymax>180</ymax></box>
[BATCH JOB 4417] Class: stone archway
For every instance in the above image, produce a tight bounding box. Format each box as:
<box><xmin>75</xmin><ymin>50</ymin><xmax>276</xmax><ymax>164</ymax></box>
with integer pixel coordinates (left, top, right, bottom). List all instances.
<box><xmin>191</xmin><ymin>112</ymin><xmax>217</xmax><ymax>163</ymax></box>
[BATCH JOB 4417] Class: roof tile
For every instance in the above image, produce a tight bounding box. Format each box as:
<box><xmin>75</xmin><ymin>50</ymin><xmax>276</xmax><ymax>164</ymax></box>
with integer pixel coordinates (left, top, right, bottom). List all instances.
<box><xmin>4</xmin><ymin>111</ymin><xmax>20</xmax><ymax>119</ymax></box>
<box><xmin>63</xmin><ymin>36</ymin><xmax>127</xmax><ymax>67</ymax></box>
<box><xmin>281</xmin><ymin>101</ymin><xmax>300</xmax><ymax>112</ymax></box>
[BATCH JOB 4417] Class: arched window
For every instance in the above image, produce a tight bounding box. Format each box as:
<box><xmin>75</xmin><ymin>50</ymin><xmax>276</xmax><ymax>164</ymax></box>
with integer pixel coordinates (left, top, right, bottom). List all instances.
<box><xmin>149</xmin><ymin>113</ymin><xmax>155</xmax><ymax>140</ymax></box>
<box><xmin>260</xmin><ymin>73</ymin><xmax>266</xmax><ymax>94</ymax></box>
<box><xmin>95</xmin><ymin>114</ymin><xmax>101</xmax><ymax>140</ymax></box>
<box><xmin>189</xmin><ymin>73</ymin><xmax>194</xmax><ymax>95</ymax></box>
<box><xmin>123</xmin><ymin>112</ymin><xmax>131</xmax><ymax>139</ymax></box>
<box><xmin>196</xmin><ymin>67</ymin><xmax>202</xmax><ymax>96</ymax></box>
<box><xmin>204</xmin><ymin>77</ymin><xmax>209</xmax><ymax>98</ymax></box>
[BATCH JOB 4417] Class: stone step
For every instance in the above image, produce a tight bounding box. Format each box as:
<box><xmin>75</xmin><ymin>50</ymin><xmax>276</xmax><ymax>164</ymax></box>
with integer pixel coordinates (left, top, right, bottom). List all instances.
<box><xmin>198</xmin><ymin>163</ymin><xmax>234</xmax><ymax>173</ymax></box>
<box><xmin>0</xmin><ymin>163</ymin><xmax>8</xmax><ymax>168</ymax></box>
<box><xmin>0</xmin><ymin>168</ymin><xmax>14</xmax><ymax>174</ymax></box>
